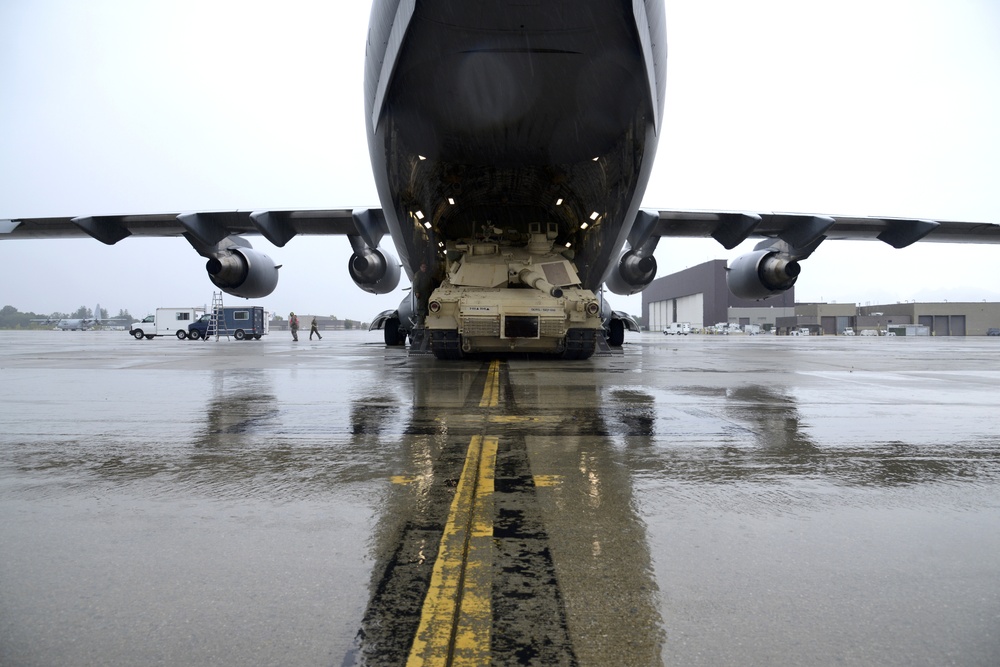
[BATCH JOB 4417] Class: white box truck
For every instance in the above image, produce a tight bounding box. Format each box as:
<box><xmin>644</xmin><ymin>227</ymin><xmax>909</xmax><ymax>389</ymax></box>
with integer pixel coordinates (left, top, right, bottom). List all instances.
<box><xmin>663</xmin><ymin>322</ymin><xmax>691</xmax><ymax>335</ymax></box>
<box><xmin>129</xmin><ymin>307</ymin><xmax>206</xmax><ymax>340</ymax></box>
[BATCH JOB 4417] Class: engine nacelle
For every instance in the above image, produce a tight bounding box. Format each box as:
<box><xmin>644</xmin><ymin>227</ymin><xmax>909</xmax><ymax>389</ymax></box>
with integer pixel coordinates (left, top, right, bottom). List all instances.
<box><xmin>348</xmin><ymin>245</ymin><xmax>401</xmax><ymax>294</ymax></box>
<box><xmin>727</xmin><ymin>249</ymin><xmax>801</xmax><ymax>300</ymax></box>
<box><xmin>205</xmin><ymin>247</ymin><xmax>280</xmax><ymax>299</ymax></box>
<box><xmin>604</xmin><ymin>249</ymin><xmax>658</xmax><ymax>296</ymax></box>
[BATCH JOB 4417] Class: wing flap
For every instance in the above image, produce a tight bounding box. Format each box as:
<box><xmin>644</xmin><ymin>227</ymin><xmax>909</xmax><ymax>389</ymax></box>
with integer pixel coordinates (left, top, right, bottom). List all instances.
<box><xmin>0</xmin><ymin>209</ymin><xmax>362</xmax><ymax>242</ymax></box>
<box><xmin>651</xmin><ymin>209</ymin><xmax>1000</xmax><ymax>247</ymax></box>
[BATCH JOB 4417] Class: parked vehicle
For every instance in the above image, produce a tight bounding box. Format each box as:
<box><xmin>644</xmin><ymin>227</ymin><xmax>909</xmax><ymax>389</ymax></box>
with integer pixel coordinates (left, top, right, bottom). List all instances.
<box><xmin>129</xmin><ymin>307</ymin><xmax>206</xmax><ymax>340</ymax></box>
<box><xmin>842</xmin><ymin>327</ymin><xmax>855</xmax><ymax>336</ymax></box>
<box><xmin>663</xmin><ymin>322</ymin><xmax>691</xmax><ymax>335</ymax></box>
<box><xmin>188</xmin><ymin>306</ymin><xmax>266</xmax><ymax>340</ymax></box>
<box><xmin>988</xmin><ymin>328</ymin><xmax>1000</xmax><ymax>336</ymax></box>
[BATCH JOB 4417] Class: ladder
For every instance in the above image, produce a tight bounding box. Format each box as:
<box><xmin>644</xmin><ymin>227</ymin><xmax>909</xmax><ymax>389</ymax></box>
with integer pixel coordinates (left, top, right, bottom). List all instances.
<box><xmin>206</xmin><ymin>291</ymin><xmax>231</xmax><ymax>341</ymax></box>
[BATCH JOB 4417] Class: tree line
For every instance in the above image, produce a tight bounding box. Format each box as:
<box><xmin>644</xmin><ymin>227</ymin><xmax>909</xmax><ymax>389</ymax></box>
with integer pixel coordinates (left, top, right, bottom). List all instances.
<box><xmin>2</xmin><ymin>306</ymin><xmax>368</xmax><ymax>331</ymax></box>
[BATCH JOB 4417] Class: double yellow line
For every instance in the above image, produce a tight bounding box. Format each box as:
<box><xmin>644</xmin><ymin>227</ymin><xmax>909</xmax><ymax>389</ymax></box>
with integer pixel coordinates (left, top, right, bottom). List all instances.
<box><xmin>479</xmin><ymin>358</ymin><xmax>501</xmax><ymax>408</ymax></box>
<box><xmin>407</xmin><ymin>360</ymin><xmax>501</xmax><ymax>666</ymax></box>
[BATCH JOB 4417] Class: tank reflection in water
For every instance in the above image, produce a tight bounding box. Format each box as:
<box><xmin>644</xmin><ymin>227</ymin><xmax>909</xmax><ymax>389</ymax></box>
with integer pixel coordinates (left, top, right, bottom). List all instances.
<box><xmin>349</xmin><ymin>359</ymin><xmax>665</xmax><ymax>666</ymax></box>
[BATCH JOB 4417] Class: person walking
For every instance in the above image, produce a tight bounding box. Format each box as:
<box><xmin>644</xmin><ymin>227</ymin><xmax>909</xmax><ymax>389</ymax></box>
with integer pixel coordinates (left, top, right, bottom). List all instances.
<box><xmin>289</xmin><ymin>311</ymin><xmax>299</xmax><ymax>341</ymax></box>
<box><xmin>310</xmin><ymin>317</ymin><xmax>322</xmax><ymax>340</ymax></box>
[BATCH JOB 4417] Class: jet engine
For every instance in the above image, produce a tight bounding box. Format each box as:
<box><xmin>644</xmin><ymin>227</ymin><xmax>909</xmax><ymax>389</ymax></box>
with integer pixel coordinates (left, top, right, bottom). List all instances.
<box><xmin>604</xmin><ymin>249</ymin><xmax>658</xmax><ymax>295</ymax></box>
<box><xmin>206</xmin><ymin>247</ymin><xmax>280</xmax><ymax>299</ymax></box>
<box><xmin>348</xmin><ymin>244</ymin><xmax>401</xmax><ymax>294</ymax></box>
<box><xmin>727</xmin><ymin>249</ymin><xmax>801</xmax><ymax>300</ymax></box>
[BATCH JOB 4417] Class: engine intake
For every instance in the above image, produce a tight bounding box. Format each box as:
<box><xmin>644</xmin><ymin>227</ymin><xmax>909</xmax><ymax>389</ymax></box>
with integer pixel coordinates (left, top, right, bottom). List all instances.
<box><xmin>206</xmin><ymin>247</ymin><xmax>279</xmax><ymax>298</ymax></box>
<box><xmin>348</xmin><ymin>245</ymin><xmax>401</xmax><ymax>294</ymax></box>
<box><xmin>605</xmin><ymin>249</ymin><xmax>658</xmax><ymax>296</ymax></box>
<box><xmin>727</xmin><ymin>249</ymin><xmax>801</xmax><ymax>300</ymax></box>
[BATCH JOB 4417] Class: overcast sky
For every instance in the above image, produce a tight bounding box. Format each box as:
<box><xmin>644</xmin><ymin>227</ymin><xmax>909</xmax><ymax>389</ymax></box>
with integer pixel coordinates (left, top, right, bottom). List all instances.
<box><xmin>1</xmin><ymin>0</ymin><xmax>998</xmax><ymax>321</ymax></box>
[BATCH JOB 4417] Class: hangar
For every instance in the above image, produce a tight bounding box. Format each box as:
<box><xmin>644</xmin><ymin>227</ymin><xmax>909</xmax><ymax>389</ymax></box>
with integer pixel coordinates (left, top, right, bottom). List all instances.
<box><xmin>641</xmin><ymin>260</ymin><xmax>794</xmax><ymax>332</ymax></box>
<box><xmin>642</xmin><ymin>260</ymin><xmax>1000</xmax><ymax>335</ymax></box>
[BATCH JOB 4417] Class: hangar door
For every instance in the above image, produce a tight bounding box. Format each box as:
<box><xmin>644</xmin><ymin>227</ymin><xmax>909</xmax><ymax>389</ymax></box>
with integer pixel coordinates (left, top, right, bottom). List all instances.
<box><xmin>925</xmin><ymin>315</ymin><xmax>965</xmax><ymax>336</ymax></box>
<box><xmin>676</xmin><ymin>293</ymin><xmax>704</xmax><ymax>329</ymax></box>
<box><xmin>648</xmin><ymin>293</ymin><xmax>704</xmax><ymax>331</ymax></box>
<box><xmin>648</xmin><ymin>300</ymin><xmax>668</xmax><ymax>331</ymax></box>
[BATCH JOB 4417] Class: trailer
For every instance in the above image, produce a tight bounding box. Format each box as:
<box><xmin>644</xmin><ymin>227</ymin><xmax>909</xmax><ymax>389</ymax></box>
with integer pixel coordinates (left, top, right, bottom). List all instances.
<box><xmin>129</xmin><ymin>307</ymin><xmax>206</xmax><ymax>340</ymax></box>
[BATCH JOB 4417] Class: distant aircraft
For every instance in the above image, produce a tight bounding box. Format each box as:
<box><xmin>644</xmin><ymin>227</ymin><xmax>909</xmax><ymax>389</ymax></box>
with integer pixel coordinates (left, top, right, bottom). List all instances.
<box><xmin>3</xmin><ymin>1</ymin><xmax>999</xmax><ymax>358</ymax></box>
<box><xmin>32</xmin><ymin>304</ymin><xmax>129</xmax><ymax>331</ymax></box>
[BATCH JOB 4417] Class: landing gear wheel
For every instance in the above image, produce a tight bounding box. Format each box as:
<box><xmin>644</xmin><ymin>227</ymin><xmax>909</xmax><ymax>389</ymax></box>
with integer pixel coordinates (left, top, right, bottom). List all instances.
<box><xmin>384</xmin><ymin>318</ymin><xmax>404</xmax><ymax>346</ymax></box>
<box><xmin>607</xmin><ymin>319</ymin><xmax>625</xmax><ymax>347</ymax></box>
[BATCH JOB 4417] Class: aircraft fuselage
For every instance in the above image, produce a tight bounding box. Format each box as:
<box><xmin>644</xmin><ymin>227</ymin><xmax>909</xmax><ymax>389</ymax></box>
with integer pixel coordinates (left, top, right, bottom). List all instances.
<box><xmin>365</xmin><ymin>0</ymin><xmax>667</xmax><ymax>289</ymax></box>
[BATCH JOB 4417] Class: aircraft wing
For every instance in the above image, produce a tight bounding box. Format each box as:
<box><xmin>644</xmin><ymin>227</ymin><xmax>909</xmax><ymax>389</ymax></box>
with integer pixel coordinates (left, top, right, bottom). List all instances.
<box><xmin>0</xmin><ymin>209</ymin><xmax>360</xmax><ymax>246</ymax></box>
<box><xmin>2</xmin><ymin>207</ymin><xmax>401</xmax><ymax>301</ymax></box>
<box><xmin>649</xmin><ymin>209</ymin><xmax>1000</xmax><ymax>249</ymax></box>
<box><xmin>8</xmin><ymin>207</ymin><xmax>999</xmax><ymax>249</ymax></box>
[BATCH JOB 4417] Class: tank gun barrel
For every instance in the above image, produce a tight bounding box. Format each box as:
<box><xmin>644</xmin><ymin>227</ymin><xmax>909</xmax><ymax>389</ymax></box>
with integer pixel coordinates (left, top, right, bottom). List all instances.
<box><xmin>518</xmin><ymin>267</ymin><xmax>563</xmax><ymax>298</ymax></box>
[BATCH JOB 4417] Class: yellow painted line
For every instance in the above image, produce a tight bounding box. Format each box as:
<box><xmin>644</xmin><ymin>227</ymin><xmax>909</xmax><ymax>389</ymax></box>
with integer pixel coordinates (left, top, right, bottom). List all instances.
<box><xmin>488</xmin><ymin>415</ymin><xmax>562</xmax><ymax>424</ymax></box>
<box><xmin>391</xmin><ymin>475</ymin><xmax>419</xmax><ymax>485</ymax></box>
<box><xmin>407</xmin><ymin>435</ymin><xmax>497</xmax><ymax>667</ymax></box>
<box><xmin>479</xmin><ymin>359</ymin><xmax>501</xmax><ymax>407</ymax></box>
<box><xmin>533</xmin><ymin>474</ymin><xmax>563</xmax><ymax>488</ymax></box>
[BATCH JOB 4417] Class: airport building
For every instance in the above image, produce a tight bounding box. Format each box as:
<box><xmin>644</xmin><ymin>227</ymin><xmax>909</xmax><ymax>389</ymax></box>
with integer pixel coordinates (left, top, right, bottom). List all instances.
<box><xmin>642</xmin><ymin>260</ymin><xmax>1000</xmax><ymax>335</ymax></box>
<box><xmin>774</xmin><ymin>301</ymin><xmax>1000</xmax><ymax>336</ymax></box>
<box><xmin>641</xmin><ymin>259</ymin><xmax>795</xmax><ymax>332</ymax></box>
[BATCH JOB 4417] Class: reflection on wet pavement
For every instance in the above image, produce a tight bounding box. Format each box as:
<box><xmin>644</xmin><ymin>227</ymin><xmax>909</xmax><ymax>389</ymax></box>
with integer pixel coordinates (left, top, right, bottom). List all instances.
<box><xmin>1</xmin><ymin>331</ymin><xmax>998</xmax><ymax>666</ymax></box>
<box><xmin>352</xmin><ymin>359</ymin><xmax>663</xmax><ymax>665</ymax></box>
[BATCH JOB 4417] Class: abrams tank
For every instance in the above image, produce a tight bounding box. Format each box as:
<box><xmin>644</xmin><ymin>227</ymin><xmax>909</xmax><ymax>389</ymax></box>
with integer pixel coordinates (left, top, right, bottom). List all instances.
<box><xmin>424</xmin><ymin>224</ymin><xmax>603</xmax><ymax>359</ymax></box>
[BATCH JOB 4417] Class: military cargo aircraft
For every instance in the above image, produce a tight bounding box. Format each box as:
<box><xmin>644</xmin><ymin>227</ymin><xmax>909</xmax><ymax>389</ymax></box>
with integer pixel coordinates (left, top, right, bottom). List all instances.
<box><xmin>31</xmin><ymin>303</ymin><xmax>129</xmax><ymax>331</ymax></box>
<box><xmin>3</xmin><ymin>1</ymin><xmax>999</xmax><ymax>358</ymax></box>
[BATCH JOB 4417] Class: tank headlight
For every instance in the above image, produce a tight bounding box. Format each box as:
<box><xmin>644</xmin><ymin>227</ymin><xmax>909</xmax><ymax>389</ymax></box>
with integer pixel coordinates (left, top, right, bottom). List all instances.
<box><xmin>429</xmin><ymin>301</ymin><xmax>441</xmax><ymax>313</ymax></box>
<box><xmin>586</xmin><ymin>301</ymin><xmax>600</xmax><ymax>316</ymax></box>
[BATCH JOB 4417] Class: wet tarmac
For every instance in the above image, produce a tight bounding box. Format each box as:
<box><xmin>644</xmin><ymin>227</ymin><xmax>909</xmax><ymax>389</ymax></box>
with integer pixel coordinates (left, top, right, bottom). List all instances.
<box><xmin>1</xmin><ymin>330</ymin><xmax>998</xmax><ymax>666</ymax></box>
